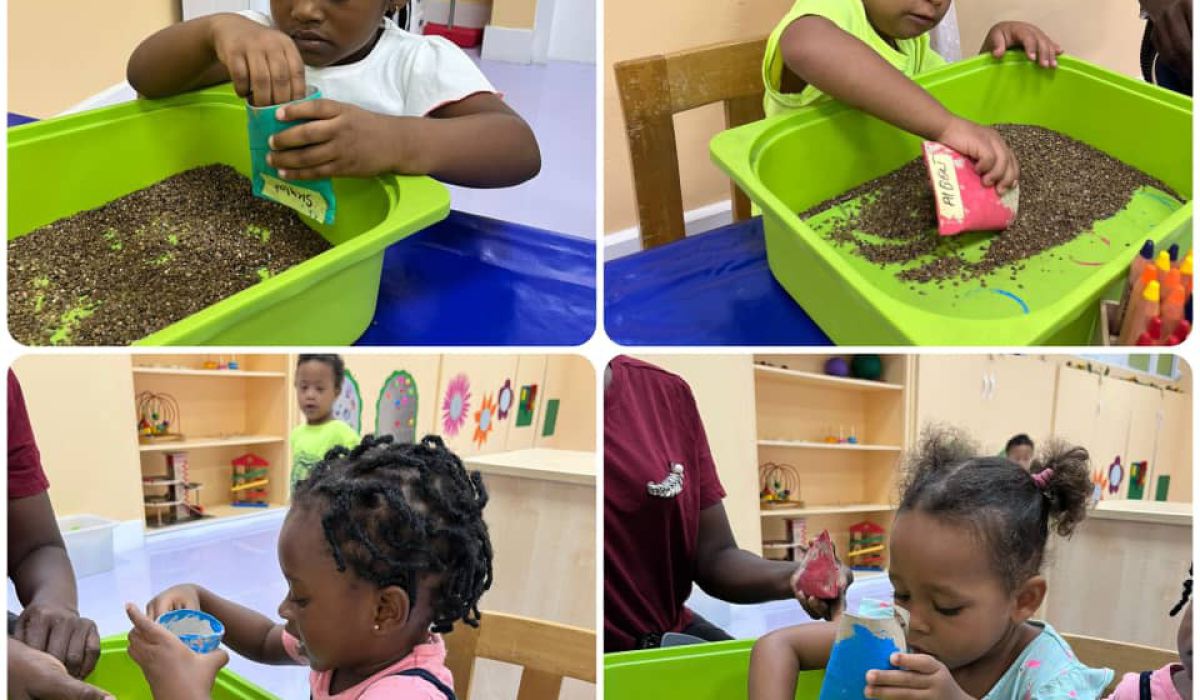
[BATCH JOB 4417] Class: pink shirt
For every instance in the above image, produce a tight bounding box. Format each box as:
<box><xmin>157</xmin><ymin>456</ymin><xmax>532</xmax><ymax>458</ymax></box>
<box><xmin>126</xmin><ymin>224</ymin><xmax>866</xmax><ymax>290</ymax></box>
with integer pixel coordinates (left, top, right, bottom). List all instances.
<box><xmin>282</xmin><ymin>630</ymin><xmax>455</xmax><ymax>699</ymax></box>
<box><xmin>1106</xmin><ymin>664</ymin><xmax>1186</xmax><ymax>700</ymax></box>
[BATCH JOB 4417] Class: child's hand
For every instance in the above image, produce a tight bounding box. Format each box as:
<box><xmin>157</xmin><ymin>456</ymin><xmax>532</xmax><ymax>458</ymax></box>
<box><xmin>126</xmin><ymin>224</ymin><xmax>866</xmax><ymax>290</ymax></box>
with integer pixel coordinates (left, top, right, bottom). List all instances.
<box><xmin>146</xmin><ymin>584</ymin><xmax>203</xmax><ymax>619</ymax></box>
<box><xmin>209</xmin><ymin>13</ymin><xmax>306</xmax><ymax>107</ymax></box>
<box><xmin>268</xmin><ymin>100</ymin><xmax>414</xmax><ymax>180</ymax></box>
<box><xmin>125</xmin><ymin>604</ymin><xmax>228</xmax><ymax>700</ymax></box>
<box><xmin>865</xmin><ymin>652</ymin><xmax>972</xmax><ymax>700</ymax></box>
<box><xmin>935</xmin><ymin>117</ymin><xmax>1020</xmax><ymax>194</ymax></box>
<box><xmin>984</xmin><ymin>21</ymin><xmax>1063</xmax><ymax>68</ymax></box>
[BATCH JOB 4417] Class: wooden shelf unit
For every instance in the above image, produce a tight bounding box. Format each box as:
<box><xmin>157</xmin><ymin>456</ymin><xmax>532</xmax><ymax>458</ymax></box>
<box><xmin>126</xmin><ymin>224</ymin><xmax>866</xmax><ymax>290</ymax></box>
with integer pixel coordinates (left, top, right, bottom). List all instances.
<box><xmin>133</xmin><ymin>354</ymin><xmax>292</xmax><ymax>532</ymax></box>
<box><xmin>754</xmin><ymin>354</ymin><xmax>910</xmax><ymax>571</ymax></box>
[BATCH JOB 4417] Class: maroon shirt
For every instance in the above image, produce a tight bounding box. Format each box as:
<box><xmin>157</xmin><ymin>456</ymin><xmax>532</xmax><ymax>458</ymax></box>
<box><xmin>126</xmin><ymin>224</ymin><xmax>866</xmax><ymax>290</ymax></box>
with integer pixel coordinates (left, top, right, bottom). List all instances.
<box><xmin>9</xmin><ymin>370</ymin><xmax>49</xmax><ymax>499</ymax></box>
<box><xmin>604</xmin><ymin>356</ymin><xmax>726</xmax><ymax>652</ymax></box>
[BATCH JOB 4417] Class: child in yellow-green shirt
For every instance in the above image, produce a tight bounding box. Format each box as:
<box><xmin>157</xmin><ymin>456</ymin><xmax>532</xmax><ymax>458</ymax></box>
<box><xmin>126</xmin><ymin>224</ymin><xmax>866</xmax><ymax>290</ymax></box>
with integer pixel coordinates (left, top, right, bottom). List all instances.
<box><xmin>290</xmin><ymin>354</ymin><xmax>359</xmax><ymax>489</ymax></box>
<box><xmin>764</xmin><ymin>0</ymin><xmax>1063</xmax><ymax>194</ymax></box>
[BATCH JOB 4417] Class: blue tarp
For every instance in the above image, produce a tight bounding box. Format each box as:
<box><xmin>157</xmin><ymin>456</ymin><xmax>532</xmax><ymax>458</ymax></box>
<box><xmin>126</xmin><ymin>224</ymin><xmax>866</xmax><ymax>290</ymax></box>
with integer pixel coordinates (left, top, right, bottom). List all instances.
<box><xmin>605</xmin><ymin>218</ymin><xmax>832</xmax><ymax>346</ymax></box>
<box><xmin>359</xmin><ymin>210</ymin><xmax>596</xmax><ymax>345</ymax></box>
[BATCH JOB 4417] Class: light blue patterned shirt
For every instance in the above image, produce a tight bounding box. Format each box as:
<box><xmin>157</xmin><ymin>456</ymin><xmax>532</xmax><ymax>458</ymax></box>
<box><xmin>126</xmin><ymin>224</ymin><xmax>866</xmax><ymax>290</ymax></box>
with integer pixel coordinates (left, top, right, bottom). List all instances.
<box><xmin>983</xmin><ymin>622</ymin><xmax>1113</xmax><ymax>700</ymax></box>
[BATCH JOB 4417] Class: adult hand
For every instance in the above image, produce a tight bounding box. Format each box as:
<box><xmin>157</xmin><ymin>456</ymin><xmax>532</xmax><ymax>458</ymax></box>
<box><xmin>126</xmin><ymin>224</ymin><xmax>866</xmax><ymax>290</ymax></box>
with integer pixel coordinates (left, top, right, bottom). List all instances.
<box><xmin>865</xmin><ymin>653</ymin><xmax>973</xmax><ymax>700</ymax></box>
<box><xmin>126</xmin><ymin>604</ymin><xmax>229</xmax><ymax>700</ymax></box>
<box><xmin>209</xmin><ymin>13</ymin><xmax>307</xmax><ymax>106</ymax></box>
<box><xmin>935</xmin><ymin>117</ymin><xmax>1020</xmax><ymax>194</ymax></box>
<box><xmin>8</xmin><ymin>637</ymin><xmax>112</xmax><ymax>700</ymax></box>
<box><xmin>983</xmin><ymin>21</ymin><xmax>1063</xmax><ymax>68</ymax></box>
<box><xmin>269</xmin><ymin>100</ymin><xmax>420</xmax><ymax>179</ymax></box>
<box><xmin>145</xmin><ymin>583</ymin><xmax>203</xmax><ymax>619</ymax></box>
<box><xmin>790</xmin><ymin>559</ymin><xmax>854</xmax><ymax>621</ymax></box>
<box><xmin>1145</xmin><ymin>0</ymin><xmax>1193</xmax><ymax>78</ymax></box>
<box><xmin>13</xmin><ymin>603</ymin><xmax>101</xmax><ymax>679</ymax></box>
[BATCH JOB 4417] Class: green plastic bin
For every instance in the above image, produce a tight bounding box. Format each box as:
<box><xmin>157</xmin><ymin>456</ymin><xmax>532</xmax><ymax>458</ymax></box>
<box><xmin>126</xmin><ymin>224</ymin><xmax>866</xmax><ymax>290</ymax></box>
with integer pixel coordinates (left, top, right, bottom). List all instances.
<box><xmin>605</xmin><ymin>640</ymin><xmax>824</xmax><ymax>699</ymax></box>
<box><xmin>710</xmin><ymin>54</ymin><xmax>1192</xmax><ymax>345</ymax></box>
<box><xmin>85</xmin><ymin>635</ymin><xmax>277</xmax><ymax>699</ymax></box>
<box><xmin>8</xmin><ymin>85</ymin><xmax>450</xmax><ymax>346</ymax></box>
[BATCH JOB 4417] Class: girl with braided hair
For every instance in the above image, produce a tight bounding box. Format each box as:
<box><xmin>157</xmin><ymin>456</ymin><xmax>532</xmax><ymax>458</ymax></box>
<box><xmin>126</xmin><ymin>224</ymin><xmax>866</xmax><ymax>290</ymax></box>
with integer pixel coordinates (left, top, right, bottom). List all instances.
<box><xmin>135</xmin><ymin>434</ymin><xmax>492</xmax><ymax>699</ymax></box>
<box><xmin>1106</xmin><ymin>566</ymin><xmax>1192</xmax><ymax>699</ymax></box>
<box><xmin>751</xmin><ymin>426</ymin><xmax>1114</xmax><ymax>700</ymax></box>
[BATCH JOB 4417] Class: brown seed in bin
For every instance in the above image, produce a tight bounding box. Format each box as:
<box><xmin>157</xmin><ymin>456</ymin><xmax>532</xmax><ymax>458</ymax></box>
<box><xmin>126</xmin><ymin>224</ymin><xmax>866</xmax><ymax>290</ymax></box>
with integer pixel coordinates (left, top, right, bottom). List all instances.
<box><xmin>802</xmin><ymin>125</ymin><xmax>1181</xmax><ymax>286</ymax></box>
<box><xmin>9</xmin><ymin>165</ymin><xmax>331</xmax><ymax>346</ymax></box>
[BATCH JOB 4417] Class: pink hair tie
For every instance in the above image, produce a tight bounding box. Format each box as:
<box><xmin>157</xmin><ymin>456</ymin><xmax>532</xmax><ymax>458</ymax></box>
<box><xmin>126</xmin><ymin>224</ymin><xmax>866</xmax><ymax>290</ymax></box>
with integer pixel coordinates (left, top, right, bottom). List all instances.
<box><xmin>1032</xmin><ymin>468</ymin><xmax>1054</xmax><ymax>490</ymax></box>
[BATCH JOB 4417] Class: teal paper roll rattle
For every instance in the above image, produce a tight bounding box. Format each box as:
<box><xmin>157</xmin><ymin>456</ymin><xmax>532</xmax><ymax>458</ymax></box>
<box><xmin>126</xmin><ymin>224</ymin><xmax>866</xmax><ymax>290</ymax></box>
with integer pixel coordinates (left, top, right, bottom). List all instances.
<box><xmin>246</xmin><ymin>86</ymin><xmax>337</xmax><ymax>225</ymax></box>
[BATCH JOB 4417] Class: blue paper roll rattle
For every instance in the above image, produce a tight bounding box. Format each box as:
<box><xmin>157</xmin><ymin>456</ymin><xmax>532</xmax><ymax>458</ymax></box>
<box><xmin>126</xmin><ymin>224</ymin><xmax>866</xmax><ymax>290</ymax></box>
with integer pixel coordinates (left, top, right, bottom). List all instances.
<box><xmin>156</xmin><ymin>609</ymin><xmax>225</xmax><ymax>654</ymax></box>
<box><xmin>818</xmin><ymin>599</ymin><xmax>909</xmax><ymax>700</ymax></box>
<box><xmin>246</xmin><ymin>85</ymin><xmax>337</xmax><ymax>225</ymax></box>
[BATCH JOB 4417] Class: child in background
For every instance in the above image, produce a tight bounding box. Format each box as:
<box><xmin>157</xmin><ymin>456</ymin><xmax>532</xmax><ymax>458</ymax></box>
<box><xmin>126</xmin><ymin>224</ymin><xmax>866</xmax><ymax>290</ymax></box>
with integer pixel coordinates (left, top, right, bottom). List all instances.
<box><xmin>133</xmin><ymin>435</ymin><xmax>493</xmax><ymax>699</ymax></box>
<box><xmin>764</xmin><ymin>0</ymin><xmax>1063</xmax><ymax>193</ymax></box>
<box><xmin>127</xmin><ymin>1</ymin><xmax>539</xmax><ymax>188</ymax></box>
<box><xmin>1106</xmin><ymin>567</ymin><xmax>1192</xmax><ymax>699</ymax></box>
<box><xmin>291</xmin><ymin>354</ymin><xmax>359</xmax><ymax>489</ymax></box>
<box><xmin>749</xmin><ymin>427</ymin><xmax>1113</xmax><ymax>700</ymax></box>
<box><xmin>1004</xmin><ymin>434</ymin><xmax>1035</xmax><ymax>470</ymax></box>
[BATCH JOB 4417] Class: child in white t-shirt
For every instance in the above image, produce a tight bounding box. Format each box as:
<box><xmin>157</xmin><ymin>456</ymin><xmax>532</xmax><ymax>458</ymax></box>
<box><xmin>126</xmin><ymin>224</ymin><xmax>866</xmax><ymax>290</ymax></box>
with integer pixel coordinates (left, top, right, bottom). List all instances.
<box><xmin>128</xmin><ymin>1</ymin><xmax>539</xmax><ymax>188</ymax></box>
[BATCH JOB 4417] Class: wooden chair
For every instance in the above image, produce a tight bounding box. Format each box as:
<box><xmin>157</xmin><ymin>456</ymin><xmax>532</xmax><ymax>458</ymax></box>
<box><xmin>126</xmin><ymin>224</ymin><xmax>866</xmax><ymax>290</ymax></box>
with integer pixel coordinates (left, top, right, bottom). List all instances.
<box><xmin>614</xmin><ymin>38</ymin><xmax>767</xmax><ymax>250</ymax></box>
<box><xmin>443</xmin><ymin>611</ymin><xmax>596</xmax><ymax>700</ymax></box>
<box><xmin>1061</xmin><ymin>633</ymin><xmax>1178</xmax><ymax>693</ymax></box>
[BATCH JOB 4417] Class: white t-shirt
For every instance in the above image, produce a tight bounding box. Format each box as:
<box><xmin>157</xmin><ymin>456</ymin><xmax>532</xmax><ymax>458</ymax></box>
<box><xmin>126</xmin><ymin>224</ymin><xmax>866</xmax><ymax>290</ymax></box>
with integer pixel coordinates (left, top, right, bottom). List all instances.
<box><xmin>238</xmin><ymin>11</ymin><xmax>495</xmax><ymax>117</ymax></box>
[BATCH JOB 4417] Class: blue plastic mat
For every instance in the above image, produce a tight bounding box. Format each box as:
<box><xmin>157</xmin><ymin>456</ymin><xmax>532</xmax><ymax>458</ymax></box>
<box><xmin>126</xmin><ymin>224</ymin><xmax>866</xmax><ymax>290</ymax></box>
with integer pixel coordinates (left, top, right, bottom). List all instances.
<box><xmin>359</xmin><ymin>210</ymin><xmax>596</xmax><ymax>345</ymax></box>
<box><xmin>605</xmin><ymin>218</ymin><xmax>832</xmax><ymax>346</ymax></box>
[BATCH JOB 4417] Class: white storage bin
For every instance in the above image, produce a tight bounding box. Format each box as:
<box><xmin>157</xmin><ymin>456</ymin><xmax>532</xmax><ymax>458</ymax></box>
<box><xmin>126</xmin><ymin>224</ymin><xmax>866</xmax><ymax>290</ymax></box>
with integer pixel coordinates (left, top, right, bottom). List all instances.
<box><xmin>57</xmin><ymin>515</ymin><xmax>118</xmax><ymax>578</ymax></box>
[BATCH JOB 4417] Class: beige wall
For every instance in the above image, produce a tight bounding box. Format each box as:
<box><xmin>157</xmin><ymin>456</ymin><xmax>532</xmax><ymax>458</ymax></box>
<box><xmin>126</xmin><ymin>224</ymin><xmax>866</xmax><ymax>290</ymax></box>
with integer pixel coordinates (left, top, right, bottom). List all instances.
<box><xmin>604</xmin><ymin>0</ymin><xmax>792</xmax><ymax>235</ymax></box>
<box><xmin>604</xmin><ymin>1</ymin><xmax>1148</xmax><ymax>236</ymax></box>
<box><xmin>13</xmin><ymin>355</ymin><xmax>145</xmax><ymax>523</ymax></box>
<box><xmin>632</xmin><ymin>355</ymin><xmax>763</xmax><ymax>554</ymax></box>
<box><xmin>491</xmin><ymin>0</ymin><xmax>537</xmax><ymax>28</ymax></box>
<box><xmin>9</xmin><ymin>1</ymin><xmax>180</xmax><ymax>118</ymax></box>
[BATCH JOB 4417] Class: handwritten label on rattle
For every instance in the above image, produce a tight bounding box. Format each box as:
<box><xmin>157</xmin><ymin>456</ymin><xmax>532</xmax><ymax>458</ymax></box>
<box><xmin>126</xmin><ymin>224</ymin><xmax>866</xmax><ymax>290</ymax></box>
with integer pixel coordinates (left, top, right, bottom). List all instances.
<box><xmin>930</xmin><ymin>152</ymin><xmax>964</xmax><ymax>223</ymax></box>
<box><xmin>261</xmin><ymin>174</ymin><xmax>327</xmax><ymax>223</ymax></box>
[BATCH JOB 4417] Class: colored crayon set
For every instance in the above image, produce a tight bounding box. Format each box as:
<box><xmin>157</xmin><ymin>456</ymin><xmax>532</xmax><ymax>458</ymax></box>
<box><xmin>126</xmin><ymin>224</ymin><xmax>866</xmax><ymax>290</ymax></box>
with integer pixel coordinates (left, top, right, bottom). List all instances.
<box><xmin>1115</xmin><ymin>241</ymin><xmax>1192</xmax><ymax>346</ymax></box>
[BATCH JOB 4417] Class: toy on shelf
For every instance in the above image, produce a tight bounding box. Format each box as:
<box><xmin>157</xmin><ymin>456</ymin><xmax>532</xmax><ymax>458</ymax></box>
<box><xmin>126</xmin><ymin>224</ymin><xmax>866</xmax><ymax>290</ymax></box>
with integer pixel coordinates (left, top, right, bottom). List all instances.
<box><xmin>823</xmin><ymin>357</ymin><xmax>850</xmax><ymax>377</ymax></box>
<box><xmin>137</xmin><ymin>391</ymin><xmax>183</xmax><ymax>443</ymax></box>
<box><xmin>764</xmin><ymin>516</ymin><xmax>809</xmax><ymax>562</ymax></box>
<box><xmin>847</xmin><ymin>521</ymin><xmax>886</xmax><ymax>571</ymax></box>
<box><xmin>759</xmin><ymin>462</ymin><xmax>804</xmax><ymax>508</ymax></box>
<box><xmin>822</xmin><ymin>425</ymin><xmax>860</xmax><ymax>445</ymax></box>
<box><xmin>142</xmin><ymin>451</ymin><xmax>204</xmax><ymax>528</ymax></box>
<box><xmin>231</xmin><ymin>453</ymin><xmax>270</xmax><ymax>508</ymax></box>
<box><xmin>423</xmin><ymin>0</ymin><xmax>482</xmax><ymax>48</ymax></box>
<box><xmin>850</xmin><ymin>354</ymin><xmax>884</xmax><ymax>381</ymax></box>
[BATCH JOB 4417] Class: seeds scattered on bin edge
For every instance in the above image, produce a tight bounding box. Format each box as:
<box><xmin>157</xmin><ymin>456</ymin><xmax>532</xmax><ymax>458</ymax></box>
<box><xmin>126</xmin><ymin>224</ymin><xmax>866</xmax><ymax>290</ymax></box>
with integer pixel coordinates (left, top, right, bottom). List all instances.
<box><xmin>800</xmin><ymin>125</ymin><xmax>1182</xmax><ymax>286</ymax></box>
<box><xmin>8</xmin><ymin>165</ymin><xmax>330</xmax><ymax>346</ymax></box>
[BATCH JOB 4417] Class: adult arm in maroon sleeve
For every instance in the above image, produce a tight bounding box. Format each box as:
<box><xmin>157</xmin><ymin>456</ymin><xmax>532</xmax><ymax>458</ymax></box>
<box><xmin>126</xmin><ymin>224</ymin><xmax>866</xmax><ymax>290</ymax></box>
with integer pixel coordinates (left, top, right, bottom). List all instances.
<box><xmin>8</xmin><ymin>371</ymin><xmax>101</xmax><ymax>679</ymax></box>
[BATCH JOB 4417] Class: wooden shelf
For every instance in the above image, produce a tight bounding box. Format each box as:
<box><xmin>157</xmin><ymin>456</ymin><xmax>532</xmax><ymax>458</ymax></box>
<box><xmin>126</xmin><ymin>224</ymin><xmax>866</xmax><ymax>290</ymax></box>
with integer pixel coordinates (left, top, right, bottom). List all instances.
<box><xmin>133</xmin><ymin>367</ymin><xmax>286</xmax><ymax>378</ymax></box>
<box><xmin>761</xmin><ymin>504</ymin><xmax>896</xmax><ymax>518</ymax></box>
<box><xmin>754</xmin><ymin>366</ymin><xmax>903</xmax><ymax>392</ymax></box>
<box><xmin>139</xmin><ymin>436</ymin><xmax>285</xmax><ymax>452</ymax></box>
<box><xmin>757</xmin><ymin>440</ymin><xmax>902</xmax><ymax>452</ymax></box>
<box><xmin>144</xmin><ymin>503</ymin><xmax>287</xmax><ymax>536</ymax></box>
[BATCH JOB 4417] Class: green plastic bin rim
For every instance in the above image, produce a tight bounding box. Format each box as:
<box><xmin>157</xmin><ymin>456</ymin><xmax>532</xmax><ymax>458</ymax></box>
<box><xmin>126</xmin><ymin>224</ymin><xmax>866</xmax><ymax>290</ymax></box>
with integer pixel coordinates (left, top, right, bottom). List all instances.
<box><xmin>8</xmin><ymin>84</ymin><xmax>450</xmax><ymax>346</ymax></box>
<box><xmin>709</xmin><ymin>53</ymin><xmax>1193</xmax><ymax>345</ymax></box>
<box><xmin>92</xmin><ymin>634</ymin><xmax>277</xmax><ymax>698</ymax></box>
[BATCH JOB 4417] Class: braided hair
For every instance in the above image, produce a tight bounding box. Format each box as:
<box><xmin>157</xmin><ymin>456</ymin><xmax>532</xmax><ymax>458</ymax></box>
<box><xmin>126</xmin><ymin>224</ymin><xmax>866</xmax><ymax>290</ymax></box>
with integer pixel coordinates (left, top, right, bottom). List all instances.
<box><xmin>899</xmin><ymin>425</ymin><xmax>1093</xmax><ymax>592</ymax></box>
<box><xmin>1171</xmin><ymin>565</ymin><xmax>1193</xmax><ymax>617</ymax></box>
<box><xmin>293</xmin><ymin>434</ymin><xmax>493</xmax><ymax>634</ymax></box>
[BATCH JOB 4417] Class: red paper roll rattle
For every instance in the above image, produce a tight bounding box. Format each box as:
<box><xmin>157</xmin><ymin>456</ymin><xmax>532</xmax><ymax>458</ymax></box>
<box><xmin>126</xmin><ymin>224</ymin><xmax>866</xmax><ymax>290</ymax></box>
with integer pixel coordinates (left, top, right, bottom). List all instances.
<box><xmin>923</xmin><ymin>141</ymin><xmax>1020</xmax><ymax>236</ymax></box>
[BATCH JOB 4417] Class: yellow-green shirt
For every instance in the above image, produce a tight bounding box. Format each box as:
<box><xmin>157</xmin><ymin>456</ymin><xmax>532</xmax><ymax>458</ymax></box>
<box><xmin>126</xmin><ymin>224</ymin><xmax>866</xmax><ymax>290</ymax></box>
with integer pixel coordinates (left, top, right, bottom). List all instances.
<box><xmin>290</xmin><ymin>420</ymin><xmax>359</xmax><ymax>487</ymax></box>
<box><xmin>763</xmin><ymin>0</ymin><xmax>947</xmax><ymax>117</ymax></box>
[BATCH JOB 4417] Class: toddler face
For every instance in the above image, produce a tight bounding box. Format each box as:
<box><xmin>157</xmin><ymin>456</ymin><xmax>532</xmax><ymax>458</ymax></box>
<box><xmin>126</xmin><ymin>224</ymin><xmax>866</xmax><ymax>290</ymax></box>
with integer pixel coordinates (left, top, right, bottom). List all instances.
<box><xmin>889</xmin><ymin>511</ymin><xmax>1025</xmax><ymax>671</ymax></box>
<box><xmin>271</xmin><ymin>0</ymin><xmax>395</xmax><ymax>67</ymax></box>
<box><xmin>862</xmin><ymin>0</ymin><xmax>951</xmax><ymax>41</ymax></box>
<box><xmin>1006</xmin><ymin>445</ymin><xmax>1034</xmax><ymax>470</ymax></box>
<box><xmin>295</xmin><ymin>360</ymin><xmax>338</xmax><ymax>423</ymax></box>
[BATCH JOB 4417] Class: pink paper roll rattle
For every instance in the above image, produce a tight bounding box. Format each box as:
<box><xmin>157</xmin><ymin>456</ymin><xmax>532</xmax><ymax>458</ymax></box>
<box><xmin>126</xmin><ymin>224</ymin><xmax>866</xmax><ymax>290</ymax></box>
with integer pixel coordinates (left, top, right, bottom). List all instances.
<box><xmin>922</xmin><ymin>141</ymin><xmax>1020</xmax><ymax>236</ymax></box>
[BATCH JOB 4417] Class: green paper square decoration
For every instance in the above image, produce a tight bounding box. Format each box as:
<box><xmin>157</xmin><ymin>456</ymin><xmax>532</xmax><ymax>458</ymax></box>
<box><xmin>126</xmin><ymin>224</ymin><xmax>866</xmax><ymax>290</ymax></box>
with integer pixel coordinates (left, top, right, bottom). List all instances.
<box><xmin>1129</xmin><ymin>354</ymin><xmax>1151</xmax><ymax>372</ymax></box>
<box><xmin>542</xmin><ymin>399</ymin><xmax>560</xmax><ymax>437</ymax></box>
<box><xmin>1155</xmin><ymin>475</ymin><xmax>1171</xmax><ymax>501</ymax></box>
